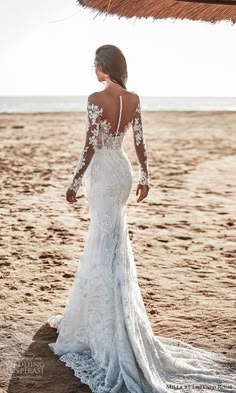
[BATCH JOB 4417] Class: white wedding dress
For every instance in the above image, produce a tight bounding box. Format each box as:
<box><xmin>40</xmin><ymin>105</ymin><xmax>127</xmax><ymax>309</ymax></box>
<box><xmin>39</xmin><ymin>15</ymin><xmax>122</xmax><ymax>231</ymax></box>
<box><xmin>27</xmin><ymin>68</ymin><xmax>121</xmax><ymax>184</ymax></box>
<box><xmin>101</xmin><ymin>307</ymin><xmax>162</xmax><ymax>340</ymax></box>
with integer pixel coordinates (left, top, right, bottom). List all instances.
<box><xmin>48</xmin><ymin>92</ymin><xmax>236</xmax><ymax>393</ymax></box>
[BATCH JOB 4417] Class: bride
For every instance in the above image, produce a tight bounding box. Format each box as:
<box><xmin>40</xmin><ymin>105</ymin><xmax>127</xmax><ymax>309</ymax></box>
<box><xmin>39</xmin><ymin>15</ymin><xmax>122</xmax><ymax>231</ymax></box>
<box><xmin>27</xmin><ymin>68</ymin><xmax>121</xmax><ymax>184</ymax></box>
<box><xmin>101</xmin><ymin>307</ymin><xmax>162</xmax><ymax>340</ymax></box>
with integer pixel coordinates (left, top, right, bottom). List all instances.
<box><xmin>48</xmin><ymin>45</ymin><xmax>235</xmax><ymax>393</ymax></box>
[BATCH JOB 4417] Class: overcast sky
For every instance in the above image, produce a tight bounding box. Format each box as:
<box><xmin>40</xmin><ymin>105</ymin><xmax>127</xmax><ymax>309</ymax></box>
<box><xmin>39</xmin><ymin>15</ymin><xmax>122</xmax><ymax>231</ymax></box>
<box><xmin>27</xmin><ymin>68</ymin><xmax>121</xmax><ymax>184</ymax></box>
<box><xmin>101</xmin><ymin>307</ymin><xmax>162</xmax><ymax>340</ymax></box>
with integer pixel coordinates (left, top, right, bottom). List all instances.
<box><xmin>0</xmin><ymin>0</ymin><xmax>236</xmax><ymax>96</ymax></box>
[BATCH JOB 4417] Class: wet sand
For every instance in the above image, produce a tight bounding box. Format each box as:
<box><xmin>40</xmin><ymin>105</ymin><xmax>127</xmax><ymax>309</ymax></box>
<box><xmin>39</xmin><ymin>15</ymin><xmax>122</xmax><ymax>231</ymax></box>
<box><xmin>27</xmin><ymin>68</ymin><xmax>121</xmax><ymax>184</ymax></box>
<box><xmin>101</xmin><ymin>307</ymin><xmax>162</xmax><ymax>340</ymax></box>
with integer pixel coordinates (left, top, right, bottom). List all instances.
<box><xmin>0</xmin><ymin>110</ymin><xmax>235</xmax><ymax>392</ymax></box>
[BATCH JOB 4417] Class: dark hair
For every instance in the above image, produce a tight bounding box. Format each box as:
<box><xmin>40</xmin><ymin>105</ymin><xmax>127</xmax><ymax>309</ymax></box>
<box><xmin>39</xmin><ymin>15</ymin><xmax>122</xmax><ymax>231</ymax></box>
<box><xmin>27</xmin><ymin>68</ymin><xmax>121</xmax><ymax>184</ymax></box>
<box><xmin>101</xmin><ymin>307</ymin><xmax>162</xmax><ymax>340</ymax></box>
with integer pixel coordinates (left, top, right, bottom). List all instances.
<box><xmin>95</xmin><ymin>44</ymin><xmax>128</xmax><ymax>90</ymax></box>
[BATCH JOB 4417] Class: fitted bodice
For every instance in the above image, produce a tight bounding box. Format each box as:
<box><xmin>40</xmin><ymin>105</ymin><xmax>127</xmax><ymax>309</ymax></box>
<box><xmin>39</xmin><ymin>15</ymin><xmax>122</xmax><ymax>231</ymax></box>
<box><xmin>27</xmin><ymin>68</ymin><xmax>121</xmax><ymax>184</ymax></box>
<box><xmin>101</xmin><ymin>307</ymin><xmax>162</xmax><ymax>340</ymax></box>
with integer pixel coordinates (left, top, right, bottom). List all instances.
<box><xmin>99</xmin><ymin>133</ymin><xmax>125</xmax><ymax>150</ymax></box>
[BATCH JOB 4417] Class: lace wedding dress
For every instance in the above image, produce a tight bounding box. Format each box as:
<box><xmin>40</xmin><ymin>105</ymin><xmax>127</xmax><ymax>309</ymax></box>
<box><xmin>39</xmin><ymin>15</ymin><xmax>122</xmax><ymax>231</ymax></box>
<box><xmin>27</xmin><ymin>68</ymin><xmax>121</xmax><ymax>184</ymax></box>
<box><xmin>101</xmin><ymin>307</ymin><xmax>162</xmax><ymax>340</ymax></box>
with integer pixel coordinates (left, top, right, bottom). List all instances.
<box><xmin>48</xmin><ymin>92</ymin><xmax>236</xmax><ymax>393</ymax></box>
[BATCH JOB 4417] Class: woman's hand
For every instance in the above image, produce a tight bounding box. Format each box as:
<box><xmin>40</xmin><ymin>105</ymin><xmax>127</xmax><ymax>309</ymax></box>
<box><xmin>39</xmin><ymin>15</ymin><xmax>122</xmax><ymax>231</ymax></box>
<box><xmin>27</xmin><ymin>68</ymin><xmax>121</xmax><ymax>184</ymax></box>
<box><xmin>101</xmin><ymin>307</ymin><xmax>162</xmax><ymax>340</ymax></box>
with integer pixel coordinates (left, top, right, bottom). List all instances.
<box><xmin>136</xmin><ymin>184</ymin><xmax>149</xmax><ymax>202</ymax></box>
<box><xmin>66</xmin><ymin>189</ymin><xmax>77</xmax><ymax>203</ymax></box>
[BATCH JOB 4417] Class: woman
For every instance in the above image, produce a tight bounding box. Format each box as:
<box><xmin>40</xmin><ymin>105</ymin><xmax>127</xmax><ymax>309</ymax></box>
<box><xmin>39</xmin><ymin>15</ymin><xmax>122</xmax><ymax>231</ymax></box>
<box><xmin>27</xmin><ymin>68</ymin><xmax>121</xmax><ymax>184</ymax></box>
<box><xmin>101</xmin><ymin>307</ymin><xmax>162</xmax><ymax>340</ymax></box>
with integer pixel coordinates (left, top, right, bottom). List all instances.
<box><xmin>48</xmin><ymin>45</ymin><xmax>235</xmax><ymax>393</ymax></box>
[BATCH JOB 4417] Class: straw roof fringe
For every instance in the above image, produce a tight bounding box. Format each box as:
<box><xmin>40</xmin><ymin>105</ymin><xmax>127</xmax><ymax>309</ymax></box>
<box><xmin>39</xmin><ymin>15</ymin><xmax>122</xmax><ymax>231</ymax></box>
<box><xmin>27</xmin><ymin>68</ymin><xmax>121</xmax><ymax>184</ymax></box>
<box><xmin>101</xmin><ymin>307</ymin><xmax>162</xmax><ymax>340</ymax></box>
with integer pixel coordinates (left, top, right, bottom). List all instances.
<box><xmin>77</xmin><ymin>0</ymin><xmax>236</xmax><ymax>24</ymax></box>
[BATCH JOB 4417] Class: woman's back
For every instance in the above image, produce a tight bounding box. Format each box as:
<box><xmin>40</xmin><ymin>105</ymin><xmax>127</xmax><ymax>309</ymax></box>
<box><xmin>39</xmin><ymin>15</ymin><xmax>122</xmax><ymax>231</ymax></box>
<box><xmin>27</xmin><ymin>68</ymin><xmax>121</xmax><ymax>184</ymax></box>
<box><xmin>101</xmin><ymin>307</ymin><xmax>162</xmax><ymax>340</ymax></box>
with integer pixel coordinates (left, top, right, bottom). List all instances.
<box><xmin>91</xmin><ymin>89</ymin><xmax>139</xmax><ymax>136</ymax></box>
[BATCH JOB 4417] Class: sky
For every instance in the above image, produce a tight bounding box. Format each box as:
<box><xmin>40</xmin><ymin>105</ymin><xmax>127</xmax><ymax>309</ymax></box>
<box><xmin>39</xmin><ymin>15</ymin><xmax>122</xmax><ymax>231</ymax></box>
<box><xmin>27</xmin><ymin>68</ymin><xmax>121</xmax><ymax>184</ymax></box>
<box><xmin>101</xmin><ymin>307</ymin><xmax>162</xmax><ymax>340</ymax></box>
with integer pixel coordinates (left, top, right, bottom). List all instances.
<box><xmin>0</xmin><ymin>0</ymin><xmax>236</xmax><ymax>97</ymax></box>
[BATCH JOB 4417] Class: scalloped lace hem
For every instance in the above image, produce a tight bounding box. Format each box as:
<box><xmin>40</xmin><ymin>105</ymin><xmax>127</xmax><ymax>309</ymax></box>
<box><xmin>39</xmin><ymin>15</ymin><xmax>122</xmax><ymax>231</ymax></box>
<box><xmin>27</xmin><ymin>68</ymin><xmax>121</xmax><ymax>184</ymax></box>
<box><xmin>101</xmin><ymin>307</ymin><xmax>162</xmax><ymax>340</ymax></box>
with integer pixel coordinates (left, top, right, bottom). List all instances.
<box><xmin>59</xmin><ymin>351</ymin><xmax>130</xmax><ymax>393</ymax></box>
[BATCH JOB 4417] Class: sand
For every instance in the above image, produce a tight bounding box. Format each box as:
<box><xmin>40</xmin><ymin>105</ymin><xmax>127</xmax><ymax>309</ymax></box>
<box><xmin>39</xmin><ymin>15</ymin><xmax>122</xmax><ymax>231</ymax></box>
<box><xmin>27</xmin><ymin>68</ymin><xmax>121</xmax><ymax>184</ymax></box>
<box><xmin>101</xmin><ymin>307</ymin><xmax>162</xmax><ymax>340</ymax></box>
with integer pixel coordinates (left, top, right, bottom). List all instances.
<box><xmin>0</xmin><ymin>110</ymin><xmax>235</xmax><ymax>393</ymax></box>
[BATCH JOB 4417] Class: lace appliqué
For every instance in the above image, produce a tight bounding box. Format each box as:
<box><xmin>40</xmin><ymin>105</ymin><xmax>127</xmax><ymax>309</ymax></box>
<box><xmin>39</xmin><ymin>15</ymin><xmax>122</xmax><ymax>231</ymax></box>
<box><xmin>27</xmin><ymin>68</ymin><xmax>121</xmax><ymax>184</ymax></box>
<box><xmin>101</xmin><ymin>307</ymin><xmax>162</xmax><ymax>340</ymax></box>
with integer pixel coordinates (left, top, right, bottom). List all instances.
<box><xmin>68</xmin><ymin>102</ymin><xmax>103</xmax><ymax>193</ymax></box>
<box><xmin>139</xmin><ymin>167</ymin><xmax>149</xmax><ymax>186</ymax></box>
<box><xmin>68</xmin><ymin>147</ymin><xmax>89</xmax><ymax>192</ymax></box>
<box><xmin>100</xmin><ymin>118</ymin><xmax>132</xmax><ymax>150</ymax></box>
<box><xmin>133</xmin><ymin>103</ymin><xmax>143</xmax><ymax>146</ymax></box>
<box><xmin>132</xmin><ymin>100</ymin><xmax>149</xmax><ymax>186</ymax></box>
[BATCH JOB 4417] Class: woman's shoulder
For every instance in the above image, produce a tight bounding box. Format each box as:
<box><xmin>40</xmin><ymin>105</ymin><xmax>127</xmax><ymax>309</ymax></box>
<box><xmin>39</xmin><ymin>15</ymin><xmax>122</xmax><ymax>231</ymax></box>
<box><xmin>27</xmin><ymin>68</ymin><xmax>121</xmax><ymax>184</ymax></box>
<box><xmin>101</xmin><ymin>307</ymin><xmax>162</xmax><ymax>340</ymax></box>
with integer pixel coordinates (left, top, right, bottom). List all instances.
<box><xmin>87</xmin><ymin>91</ymin><xmax>102</xmax><ymax>103</ymax></box>
<box><xmin>86</xmin><ymin>92</ymin><xmax>104</xmax><ymax>115</ymax></box>
<box><xmin>126</xmin><ymin>90</ymin><xmax>139</xmax><ymax>106</ymax></box>
<box><xmin>127</xmin><ymin>90</ymin><xmax>140</xmax><ymax>107</ymax></box>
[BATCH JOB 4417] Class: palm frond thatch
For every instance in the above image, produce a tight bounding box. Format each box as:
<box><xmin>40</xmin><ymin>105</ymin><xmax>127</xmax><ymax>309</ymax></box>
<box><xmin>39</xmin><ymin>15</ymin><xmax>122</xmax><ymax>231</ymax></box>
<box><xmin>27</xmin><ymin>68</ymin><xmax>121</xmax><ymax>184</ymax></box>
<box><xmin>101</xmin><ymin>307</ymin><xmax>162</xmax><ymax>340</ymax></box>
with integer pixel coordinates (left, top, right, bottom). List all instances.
<box><xmin>77</xmin><ymin>0</ymin><xmax>236</xmax><ymax>23</ymax></box>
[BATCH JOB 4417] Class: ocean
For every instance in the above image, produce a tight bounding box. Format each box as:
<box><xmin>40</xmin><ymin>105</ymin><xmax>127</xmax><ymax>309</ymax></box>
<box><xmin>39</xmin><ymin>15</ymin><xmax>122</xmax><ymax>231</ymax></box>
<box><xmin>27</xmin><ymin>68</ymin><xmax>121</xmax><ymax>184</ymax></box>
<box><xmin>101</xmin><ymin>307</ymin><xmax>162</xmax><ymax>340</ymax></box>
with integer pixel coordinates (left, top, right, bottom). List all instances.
<box><xmin>0</xmin><ymin>96</ymin><xmax>236</xmax><ymax>113</ymax></box>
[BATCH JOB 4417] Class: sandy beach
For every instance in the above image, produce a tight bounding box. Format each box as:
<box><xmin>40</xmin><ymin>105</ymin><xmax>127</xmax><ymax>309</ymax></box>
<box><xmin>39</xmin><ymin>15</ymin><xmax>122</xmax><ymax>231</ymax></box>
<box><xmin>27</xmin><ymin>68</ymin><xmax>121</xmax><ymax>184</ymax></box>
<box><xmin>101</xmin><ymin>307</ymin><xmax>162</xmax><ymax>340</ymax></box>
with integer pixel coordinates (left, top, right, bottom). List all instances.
<box><xmin>0</xmin><ymin>110</ymin><xmax>235</xmax><ymax>393</ymax></box>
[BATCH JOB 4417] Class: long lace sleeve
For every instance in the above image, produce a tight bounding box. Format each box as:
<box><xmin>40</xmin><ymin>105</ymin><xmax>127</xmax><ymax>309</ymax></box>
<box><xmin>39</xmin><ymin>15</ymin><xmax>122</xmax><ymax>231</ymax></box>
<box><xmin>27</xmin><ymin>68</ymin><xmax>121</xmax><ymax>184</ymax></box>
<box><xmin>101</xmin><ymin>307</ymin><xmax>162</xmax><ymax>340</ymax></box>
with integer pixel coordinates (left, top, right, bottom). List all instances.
<box><xmin>68</xmin><ymin>97</ymin><xmax>102</xmax><ymax>193</ymax></box>
<box><xmin>132</xmin><ymin>96</ymin><xmax>149</xmax><ymax>186</ymax></box>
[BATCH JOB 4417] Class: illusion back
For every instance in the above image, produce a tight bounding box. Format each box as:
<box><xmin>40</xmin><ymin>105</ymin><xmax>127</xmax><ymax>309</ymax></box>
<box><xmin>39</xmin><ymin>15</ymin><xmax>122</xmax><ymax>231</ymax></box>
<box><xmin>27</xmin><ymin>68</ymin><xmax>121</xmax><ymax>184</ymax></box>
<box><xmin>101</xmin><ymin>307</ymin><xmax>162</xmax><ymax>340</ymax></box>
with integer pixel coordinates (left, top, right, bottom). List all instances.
<box><xmin>68</xmin><ymin>91</ymin><xmax>149</xmax><ymax>193</ymax></box>
<box><xmin>97</xmin><ymin>95</ymin><xmax>130</xmax><ymax>150</ymax></box>
<box><xmin>96</xmin><ymin>91</ymin><xmax>137</xmax><ymax>136</ymax></box>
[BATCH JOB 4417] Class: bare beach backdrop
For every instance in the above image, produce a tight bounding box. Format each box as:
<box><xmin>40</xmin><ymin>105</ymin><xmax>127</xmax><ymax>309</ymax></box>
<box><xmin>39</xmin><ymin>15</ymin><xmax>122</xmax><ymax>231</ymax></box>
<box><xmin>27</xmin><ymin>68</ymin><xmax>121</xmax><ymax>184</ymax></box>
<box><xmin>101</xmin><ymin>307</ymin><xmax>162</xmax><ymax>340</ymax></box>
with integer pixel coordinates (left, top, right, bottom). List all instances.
<box><xmin>1</xmin><ymin>0</ymin><xmax>236</xmax><ymax>391</ymax></box>
<box><xmin>0</xmin><ymin>101</ymin><xmax>235</xmax><ymax>392</ymax></box>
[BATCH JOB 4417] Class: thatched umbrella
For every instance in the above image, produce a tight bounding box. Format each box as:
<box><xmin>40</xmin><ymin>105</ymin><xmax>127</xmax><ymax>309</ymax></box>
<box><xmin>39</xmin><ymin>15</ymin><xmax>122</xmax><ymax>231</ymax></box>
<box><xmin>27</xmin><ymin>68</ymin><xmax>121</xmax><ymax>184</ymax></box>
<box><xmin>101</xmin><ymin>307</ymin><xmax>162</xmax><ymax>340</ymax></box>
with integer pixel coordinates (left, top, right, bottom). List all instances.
<box><xmin>76</xmin><ymin>0</ymin><xmax>236</xmax><ymax>24</ymax></box>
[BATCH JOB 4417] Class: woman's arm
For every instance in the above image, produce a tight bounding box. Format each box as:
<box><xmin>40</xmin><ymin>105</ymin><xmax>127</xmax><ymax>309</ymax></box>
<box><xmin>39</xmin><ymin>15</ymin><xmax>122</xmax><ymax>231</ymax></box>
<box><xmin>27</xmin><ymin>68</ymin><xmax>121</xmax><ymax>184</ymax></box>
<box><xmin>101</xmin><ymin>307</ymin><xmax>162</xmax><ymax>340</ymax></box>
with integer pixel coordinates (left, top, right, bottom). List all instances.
<box><xmin>67</xmin><ymin>94</ymin><xmax>102</xmax><ymax>195</ymax></box>
<box><xmin>132</xmin><ymin>94</ymin><xmax>149</xmax><ymax>187</ymax></box>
